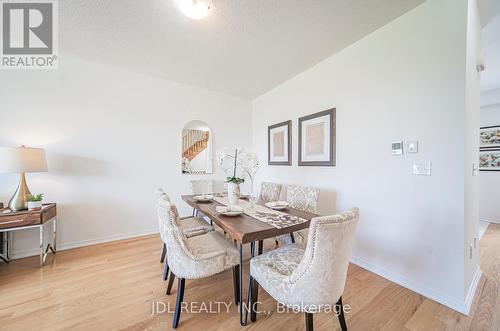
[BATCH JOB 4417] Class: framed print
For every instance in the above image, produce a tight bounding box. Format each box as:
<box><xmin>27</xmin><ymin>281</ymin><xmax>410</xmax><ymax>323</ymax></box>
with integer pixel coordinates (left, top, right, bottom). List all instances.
<box><xmin>480</xmin><ymin>126</ymin><xmax>500</xmax><ymax>150</ymax></box>
<box><xmin>480</xmin><ymin>149</ymin><xmax>500</xmax><ymax>171</ymax></box>
<box><xmin>268</xmin><ymin>120</ymin><xmax>292</xmax><ymax>165</ymax></box>
<box><xmin>298</xmin><ymin>108</ymin><xmax>336</xmax><ymax>166</ymax></box>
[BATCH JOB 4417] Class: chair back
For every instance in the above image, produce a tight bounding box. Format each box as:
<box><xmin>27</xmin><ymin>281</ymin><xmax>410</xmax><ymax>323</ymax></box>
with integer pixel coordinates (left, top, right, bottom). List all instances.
<box><xmin>156</xmin><ymin>189</ymin><xmax>171</xmax><ymax>243</ymax></box>
<box><xmin>290</xmin><ymin>208</ymin><xmax>359</xmax><ymax>308</ymax></box>
<box><xmin>259</xmin><ymin>182</ymin><xmax>282</xmax><ymax>202</ymax></box>
<box><xmin>190</xmin><ymin>180</ymin><xmax>214</xmax><ymax>195</ymax></box>
<box><xmin>286</xmin><ymin>185</ymin><xmax>320</xmax><ymax>213</ymax></box>
<box><xmin>157</xmin><ymin>196</ymin><xmax>195</xmax><ymax>270</ymax></box>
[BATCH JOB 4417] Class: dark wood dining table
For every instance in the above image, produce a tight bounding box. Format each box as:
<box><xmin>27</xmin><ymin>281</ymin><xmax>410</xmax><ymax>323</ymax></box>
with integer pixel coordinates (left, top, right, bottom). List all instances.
<box><xmin>182</xmin><ymin>195</ymin><xmax>318</xmax><ymax>326</ymax></box>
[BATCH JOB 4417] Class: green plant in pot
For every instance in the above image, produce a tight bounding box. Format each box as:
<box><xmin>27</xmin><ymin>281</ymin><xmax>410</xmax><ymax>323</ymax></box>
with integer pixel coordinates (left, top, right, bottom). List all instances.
<box><xmin>26</xmin><ymin>193</ymin><xmax>44</xmax><ymax>211</ymax></box>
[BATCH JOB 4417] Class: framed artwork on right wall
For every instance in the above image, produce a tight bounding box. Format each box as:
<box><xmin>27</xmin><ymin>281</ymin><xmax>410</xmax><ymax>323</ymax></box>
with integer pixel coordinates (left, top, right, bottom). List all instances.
<box><xmin>479</xmin><ymin>149</ymin><xmax>500</xmax><ymax>171</ymax></box>
<box><xmin>298</xmin><ymin>108</ymin><xmax>336</xmax><ymax>166</ymax></box>
<box><xmin>480</xmin><ymin>125</ymin><xmax>500</xmax><ymax>150</ymax></box>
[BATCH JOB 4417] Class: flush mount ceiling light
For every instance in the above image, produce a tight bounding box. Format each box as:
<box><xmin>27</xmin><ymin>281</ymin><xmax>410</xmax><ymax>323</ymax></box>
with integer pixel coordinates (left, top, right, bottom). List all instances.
<box><xmin>177</xmin><ymin>0</ymin><xmax>211</xmax><ymax>20</ymax></box>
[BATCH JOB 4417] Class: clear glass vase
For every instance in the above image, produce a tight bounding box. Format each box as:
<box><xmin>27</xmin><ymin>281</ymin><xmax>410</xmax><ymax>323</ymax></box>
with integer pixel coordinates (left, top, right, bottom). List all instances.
<box><xmin>249</xmin><ymin>178</ymin><xmax>258</xmax><ymax>209</ymax></box>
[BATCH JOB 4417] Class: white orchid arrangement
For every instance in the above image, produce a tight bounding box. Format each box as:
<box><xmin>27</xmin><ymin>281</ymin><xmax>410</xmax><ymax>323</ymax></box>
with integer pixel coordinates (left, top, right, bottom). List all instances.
<box><xmin>217</xmin><ymin>148</ymin><xmax>260</xmax><ymax>185</ymax></box>
<box><xmin>238</xmin><ymin>149</ymin><xmax>260</xmax><ymax>182</ymax></box>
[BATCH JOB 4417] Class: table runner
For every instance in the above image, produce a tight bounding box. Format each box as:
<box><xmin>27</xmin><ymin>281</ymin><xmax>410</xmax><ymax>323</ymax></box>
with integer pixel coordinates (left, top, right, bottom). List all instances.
<box><xmin>212</xmin><ymin>197</ymin><xmax>308</xmax><ymax>229</ymax></box>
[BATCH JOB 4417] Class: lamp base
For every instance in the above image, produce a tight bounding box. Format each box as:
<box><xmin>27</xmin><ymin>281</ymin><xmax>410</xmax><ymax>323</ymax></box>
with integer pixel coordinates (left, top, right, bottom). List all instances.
<box><xmin>8</xmin><ymin>173</ymin><xmax>31</xmax><ymax>211</ymax></box>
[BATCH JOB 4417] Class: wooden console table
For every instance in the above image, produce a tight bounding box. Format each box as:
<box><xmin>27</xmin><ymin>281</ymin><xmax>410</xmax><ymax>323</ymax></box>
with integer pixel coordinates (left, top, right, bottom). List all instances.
<box><xmin>0</xmin><ymin>203</ymin><xmax>57</xmax><ymax>267</ymax></box>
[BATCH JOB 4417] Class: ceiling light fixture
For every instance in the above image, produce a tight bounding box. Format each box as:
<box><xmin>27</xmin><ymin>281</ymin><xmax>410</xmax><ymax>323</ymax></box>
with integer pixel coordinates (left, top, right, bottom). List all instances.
<box><xmin>178</xmin><ymin>0</ymin><xmax>211</xmax><ymax>20</ymax></box>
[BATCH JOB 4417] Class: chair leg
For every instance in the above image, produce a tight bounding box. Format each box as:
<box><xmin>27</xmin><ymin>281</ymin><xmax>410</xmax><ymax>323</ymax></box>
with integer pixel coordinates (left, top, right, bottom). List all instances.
<box><xmin>192</xmin><ymin>208</ymin><xmax>196</xmax><ymax>217</ymax></box>
<box><xmin>305</xmin><ymin>312</ymin><xmax>313</xmax><ymax>331</ymax></box>
<box><xmin>160</xmin><ymin>243</ymin><xmax>166</xmax><ymax>263</ymax></box>
<box><xmin>258</xmin><ymin>240</ymin><xmax>263</xmax><ymax>255</ymax></box>
<box><xmin>172</xmin><ymin>278</ymin><xmax>186</xmax><ymax>329</ymax></box>
<box><xmin>250</xmin><ymin>277</ymin><xmax>259</xmax><ymax>322</ymax></box>
<box><xmin>162</xmin><ymin>261</ymin><xmax>170</xmax><ymax>281</ymax></box>
<box><xmin>233</xmin><ymin>265</ymin><xmax>240</xmax><ymax>305</ymax></box>
<box><xmin>166</xmin><ymin>272</ymin><xmax>176</xmax><ymax>295</ymax></box>
<box><xmin>290</xmin><ymin>232</ymin><xmax>295</xmax><ymax>243</ymax></box>
<box><xmin>337</xmin><ymin>297</ymin><xmax>348</xmax><ymax>331</ymax></box>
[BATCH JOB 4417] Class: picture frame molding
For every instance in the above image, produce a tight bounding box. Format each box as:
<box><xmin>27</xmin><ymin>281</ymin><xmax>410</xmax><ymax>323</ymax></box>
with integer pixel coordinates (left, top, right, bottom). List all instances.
<box><xmin>268</xmin><ymin>120</ymin><xmax>292</xmax><ymax>166</ymax></box>
<box><xmin>298</xmin><ymin>108</ymin><xmax>336</xmax><ymax>167</ymax></box>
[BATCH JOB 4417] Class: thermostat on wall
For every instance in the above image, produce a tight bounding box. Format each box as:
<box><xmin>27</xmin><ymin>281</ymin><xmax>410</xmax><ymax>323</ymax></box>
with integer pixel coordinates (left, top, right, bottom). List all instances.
<box><xmin>392</xmin><ymin>141</ymin><xmax>403</xmax><ymax>155</ymax></box>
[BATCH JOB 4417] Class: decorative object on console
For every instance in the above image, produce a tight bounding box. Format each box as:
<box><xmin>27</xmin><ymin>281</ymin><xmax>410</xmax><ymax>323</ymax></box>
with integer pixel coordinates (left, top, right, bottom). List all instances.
<box><xmin>0</xmin><ymin>146</ymin><xmax>48</xmax><ymax>211</ymax></box>
<box><xmin>298</xmin><ymin>109</ymin><xmax>336</xmax><ymax>166</ymax></box>
<box><xmin>479</xmin><ymin>149</ymin><xmax>500</xmax><ymax>171</ymax></box>
<box><xmin>480</xmin><ymin>126</ymin><xmax>500</xmax><ymax>150</ymax></box>
<box><xmin>27</xmin><ymin>193</ymin><xmax>44</xmax><ymax>211</ymax></box>
<box><xmin>268</xmin><ymin>120</ymin><xmax>292</xmax><ymax>166</ymax></box>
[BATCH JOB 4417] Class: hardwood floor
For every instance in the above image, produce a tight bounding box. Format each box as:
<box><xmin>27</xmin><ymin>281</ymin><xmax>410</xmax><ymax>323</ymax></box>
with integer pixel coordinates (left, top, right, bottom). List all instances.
<box><xmin>1</xmin><ymin>224</ymin><xmax>500</xmax><ymax>331</ymax></box>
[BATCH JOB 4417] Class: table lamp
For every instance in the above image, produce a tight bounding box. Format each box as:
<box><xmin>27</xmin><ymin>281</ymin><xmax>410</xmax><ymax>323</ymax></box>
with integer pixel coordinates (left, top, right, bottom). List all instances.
<box><xmin>0</xmin><ymin>146</ymin><xmax>48</xmax><ymax>211</ymax></box>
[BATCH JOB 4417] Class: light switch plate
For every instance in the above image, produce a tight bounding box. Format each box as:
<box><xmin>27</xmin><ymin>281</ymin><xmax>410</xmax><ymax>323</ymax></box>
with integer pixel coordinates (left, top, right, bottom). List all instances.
<box><xmin>407</xmin><ymin>140</ymin><xmax>418</xmax><ymax>153</ymax></box>
<box><xmin>472</xmin><ymin>163</ymin><xmax>479</xmax><ymax>176</ymax></box>
<box><xmin>413</xmin><ymin>162</ymin><xmax>431</xmax><ymax>176</ymax></box>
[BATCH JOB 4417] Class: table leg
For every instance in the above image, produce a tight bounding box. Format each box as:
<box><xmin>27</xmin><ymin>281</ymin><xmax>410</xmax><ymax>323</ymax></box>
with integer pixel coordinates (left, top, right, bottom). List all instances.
<box><xmin>7</xmin><ymin>231</ymin><xmax>12</xmax><ymax>259</ymax></box>
<box><xmin>0</xmin><ymin>232</ymin><xmax>9</xmax><ymax>263</ymax></box>
<box><xmin>39</xmin><ymin>225</ymin><xmax>44</xmax><ymax>267</ymax></box>
<box><xmin>51</xmin><ymin>218</ymin><xmax>57</xmax><ymax>254</ymax></box>
<box><xmin>239</xmin><ymin>241</ymin><xmax>255</xmax><ymax>326</ymax></box>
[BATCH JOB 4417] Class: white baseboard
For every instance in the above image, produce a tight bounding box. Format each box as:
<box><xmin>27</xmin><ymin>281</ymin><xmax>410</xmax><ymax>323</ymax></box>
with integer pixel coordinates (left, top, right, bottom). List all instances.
<box><xmin>10</xmin><ymin>228</ymin><xmax>159</xmax><ymax>260</ymax></box>
<box><xmin>350</xmin><ymin>255</ymin><xmax>479</xmax><ymax>315</ymax></box>
<box><xmin>465</xmin><ymin>267</ymin><xmax>482</xmax><ymax>314</ymax></box>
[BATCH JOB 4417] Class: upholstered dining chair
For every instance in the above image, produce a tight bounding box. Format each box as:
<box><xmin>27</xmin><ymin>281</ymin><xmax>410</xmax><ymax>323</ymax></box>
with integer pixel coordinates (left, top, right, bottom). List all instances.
<box><xmin>276</xmin><ymin>184</ymin><xmax>320</xmax><ymax>245</ymax></box>
<box><xmin>259</xmin><ymin>182</ymin><xmax>282</xmax><ymax>202</ymax></box>
<box><xmin>156</xmin><ymin>189</ymin><xmax>213</xmax><ymax>281</ymax></box>
<box><xmin>249</xmin><ymin>208</ymin><xmax>359</xmax><ymax>331</ymax></box>
<box><xmin>157</xmin><ymin>195</ymin><xmax>240</xmax><ymax>328</ymax></box>
<box><xmin>190</xmin><ymin>179</ymin><xmax>214</xmax><ymax>216</ymax></box>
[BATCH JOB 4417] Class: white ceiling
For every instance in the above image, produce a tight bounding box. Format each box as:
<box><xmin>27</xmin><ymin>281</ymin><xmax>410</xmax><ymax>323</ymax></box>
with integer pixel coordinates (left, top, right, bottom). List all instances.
<box><xmin>60</xmin><ymin>0</ymin><xmax>425</xmax><ymax>98</ymax></box>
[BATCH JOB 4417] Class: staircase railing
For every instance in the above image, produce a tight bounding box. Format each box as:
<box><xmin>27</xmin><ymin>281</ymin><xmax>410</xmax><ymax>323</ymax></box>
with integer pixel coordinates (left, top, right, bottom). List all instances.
<box><xmin>182</xmin><ymin>130</ymin><xmax>210</xmax><ymax>161</ymax></box>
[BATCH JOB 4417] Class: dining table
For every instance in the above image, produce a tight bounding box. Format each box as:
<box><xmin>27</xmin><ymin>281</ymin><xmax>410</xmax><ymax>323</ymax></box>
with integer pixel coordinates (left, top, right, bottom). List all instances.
<box><xmin>182</xmin><ymin>194</ymin><xmax>318</xmax><ymax>326</ymax></box>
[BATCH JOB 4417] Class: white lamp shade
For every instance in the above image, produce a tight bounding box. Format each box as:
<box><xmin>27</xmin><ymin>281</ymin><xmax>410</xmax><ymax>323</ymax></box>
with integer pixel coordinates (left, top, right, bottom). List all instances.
<box><xmin>0</xmin><ymin>146</ymin><xmax>48</xmax><ymax>173</ymax></box>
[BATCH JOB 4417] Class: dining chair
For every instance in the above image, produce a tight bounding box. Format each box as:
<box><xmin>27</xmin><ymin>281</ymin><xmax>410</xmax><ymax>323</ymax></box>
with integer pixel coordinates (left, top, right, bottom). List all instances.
<box><xmin>249</xmin><ymin>207</ymin><xmax>359</xmax><ymax>331</ymax></box>
<box><xmin>259</xmin><ymin>182</ymin><xmax>282</xmax><ymax>202</ymax></box>
<box><xmin>190</xmin><ymin>179</ymin><xmax>214</xmax><ymax>216</ymax></box>
<box><xmin>276</xmin><ymin>184</ymin><xmax>320</xmax><ymax>245</ymax></box>
<box><xmin>157</xmin><ymin>195</ymin><xmax>240</xmax><ymax>329</ymax></box>
<box><xmin>156</xmin><ymin>189</ymin><xmax>213</xmax><ymax>282</ymax></box>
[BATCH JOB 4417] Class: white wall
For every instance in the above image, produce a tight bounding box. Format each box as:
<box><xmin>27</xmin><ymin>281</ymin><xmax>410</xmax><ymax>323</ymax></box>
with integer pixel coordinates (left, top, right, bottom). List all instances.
<box><xmin>252</xmin><ymin>0</ymin><xmax>477</xmax><ymax>313</ymax></box>
<box><xmin>480</xmin><ymin>101</ymin><xmax>500</xmax><ymax>222</ymax></box>
<box><xmin>0</xmin><ymin>55</ymin><xmax>252</xmax><ymax>257</ymax></box>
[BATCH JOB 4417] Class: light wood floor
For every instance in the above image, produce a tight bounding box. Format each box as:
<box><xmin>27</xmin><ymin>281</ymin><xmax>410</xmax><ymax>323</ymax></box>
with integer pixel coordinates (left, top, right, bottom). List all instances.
<box><xmin>1</xmin><ymin>224</ymin><xmax>500</xmax><ymax>331</ymax></box>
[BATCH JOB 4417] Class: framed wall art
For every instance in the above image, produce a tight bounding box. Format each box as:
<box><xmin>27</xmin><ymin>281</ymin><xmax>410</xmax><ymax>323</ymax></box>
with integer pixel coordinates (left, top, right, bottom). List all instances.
<box><xmin>298</xmin><ymin>108</ymin><xmax>336</xmax><ymax>166</ymax></box>
<box><xmin>479</xmin><ymin>149</ymin><xmax>500</xmax><ymax>171</ymax></box>
<box><xmin>268</xmin><ymin>120</ymin><xmax>292</xmax><ymax>165</ymax></box>
<box><xmin>480</xmin><ymin>125</ymin><xmax>500</xmax><ymax>150</ymax></box>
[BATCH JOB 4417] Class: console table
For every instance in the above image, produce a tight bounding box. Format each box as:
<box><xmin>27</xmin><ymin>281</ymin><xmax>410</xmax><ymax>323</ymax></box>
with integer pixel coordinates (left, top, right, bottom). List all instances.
<box><xmin>0</xmin><ymin>203</ymin><xmax>57</xmax><ymax>267</ymax></box>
